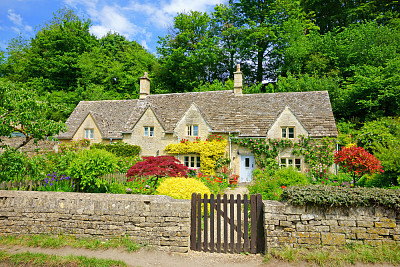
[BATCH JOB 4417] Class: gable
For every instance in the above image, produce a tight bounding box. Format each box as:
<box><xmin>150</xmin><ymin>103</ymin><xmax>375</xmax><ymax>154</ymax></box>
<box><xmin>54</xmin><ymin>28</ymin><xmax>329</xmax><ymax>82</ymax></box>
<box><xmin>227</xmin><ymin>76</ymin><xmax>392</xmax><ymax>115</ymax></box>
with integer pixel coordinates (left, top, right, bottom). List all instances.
<box><xmin>267</xmin><ymin>106</ymin><xmax>309</xmax><ymax>139</ymax></box>
<box><xmin>72</xmin><ymin>113</ymin><xmax>103</xmax><ymax>142</ymax></box>
<box><xmin>174</xmin><ymin>103</ymin><xmax>212</xmax><ymax>138</ymax></box>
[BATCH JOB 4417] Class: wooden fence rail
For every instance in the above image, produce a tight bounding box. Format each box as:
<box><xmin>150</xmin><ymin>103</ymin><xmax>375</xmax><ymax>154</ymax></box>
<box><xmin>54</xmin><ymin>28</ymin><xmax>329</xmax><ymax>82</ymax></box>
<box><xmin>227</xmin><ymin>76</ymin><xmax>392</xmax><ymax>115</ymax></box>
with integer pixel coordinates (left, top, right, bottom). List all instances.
<box><xmin>191</xmin><ymin>193</ymin><xmax>264</xmax><ymax>254</ymax></box>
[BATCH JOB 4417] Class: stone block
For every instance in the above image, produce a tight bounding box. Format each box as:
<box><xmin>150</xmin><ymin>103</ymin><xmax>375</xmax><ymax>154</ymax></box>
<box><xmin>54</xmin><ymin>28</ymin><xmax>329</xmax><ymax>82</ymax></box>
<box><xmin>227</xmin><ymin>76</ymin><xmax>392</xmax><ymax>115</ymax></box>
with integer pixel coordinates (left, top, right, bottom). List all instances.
<box><xmin>285</xmin><ymin>205</ymin><xmax>306</xmax><ymax>215</ymax></box>
<box><xmin>375</xmin><ymin>221</ymin><xmax>396</xmax><ymax>228</ymax></box>
<box><xmin>301</xmin><ymin>214</ymin><xmax>315</xmax><ymax>221</ymax></box>
<box><xmin>321</xmin><ymin>220</ymin><xmax>338</xmax><ymax>226</ymax></box>
<box><xmin>280</xmin><ymin>221</ymin><xmax>293</xmax><ymax>227</ymax></box>
<box><xmin>356</xmin><ymin>220</ymin><xmax>374</xmax><ymax>227</ymax></box>
<box><xmin>287</xmin><ymin>215</ymin><xmax>301</xmax><ymax>222</ymax></box>
<box><xmin>338</xmin><ymin>220</ymin><xmax>356</xmax><ymax>227</ymax></box>
<box><xmin>364</xmin><ymin>239</ymin><xmax>382</xmax><ymax>246</ymax></box>
<box><xmin>368</xmin><ymin>228</ymin><xmax>390</xmax><ymax>235</ymax></box>
<box><xmin>321</xmin><ymin>233</ymin><xmax>345</xmax><ymax>245</ymax></box>
<box><xmin>298</xmin><ymin>237</ymin><xmax>320</xmax><ymax>245</ymax></box>
<box><xmin>315</xmin><ymin>226</ymin><xmax>330</xmax><ymax>232</ymax></box>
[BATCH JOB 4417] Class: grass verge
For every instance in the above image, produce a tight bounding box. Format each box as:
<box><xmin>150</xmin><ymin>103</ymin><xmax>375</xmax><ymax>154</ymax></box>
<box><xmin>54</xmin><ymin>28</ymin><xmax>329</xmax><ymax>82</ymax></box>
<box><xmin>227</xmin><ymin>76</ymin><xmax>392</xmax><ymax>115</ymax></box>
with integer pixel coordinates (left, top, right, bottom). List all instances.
<box><xmin>0</xmin><ymin>234</ymin><xmax>141</xmax><ymax>252</ymax></box>
<box><xmin>265</xmin><ymin>243</ymin><xmax>400</xmax><ymax>266</ymax></box>
<box><xmin>0</xmin><ymin>250</ymin><xmax>126</xmax><ymax>267</ymax></box>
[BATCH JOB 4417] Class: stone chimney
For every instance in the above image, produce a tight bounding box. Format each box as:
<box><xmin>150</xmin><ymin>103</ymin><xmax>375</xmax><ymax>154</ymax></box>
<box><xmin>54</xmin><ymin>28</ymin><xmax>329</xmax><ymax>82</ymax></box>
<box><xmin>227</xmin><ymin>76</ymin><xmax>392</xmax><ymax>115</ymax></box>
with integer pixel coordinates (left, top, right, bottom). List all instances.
<box><xmin>233</xmin><ymin>64</ymin><xmax>243</xmax><ymax>96</ymax></box>
<box><xmin>139</xmin><ymin>72</ymin><xmax>151</xmax><ymax>99</ymax></box>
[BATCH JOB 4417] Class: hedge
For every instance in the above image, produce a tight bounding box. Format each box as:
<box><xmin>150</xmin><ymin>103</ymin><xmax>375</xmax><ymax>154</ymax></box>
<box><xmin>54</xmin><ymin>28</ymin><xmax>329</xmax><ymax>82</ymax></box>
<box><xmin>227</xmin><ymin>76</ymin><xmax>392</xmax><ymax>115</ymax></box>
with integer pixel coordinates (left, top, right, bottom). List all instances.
<box><xmin>281</xmin><ymin>185</ymin><xmax>400</xmax><ymax>210</ymax></box>
<box><xmin>90</xmin><ymin>143</ymin><xmax>141</xmax><ymax>157</ymax></box>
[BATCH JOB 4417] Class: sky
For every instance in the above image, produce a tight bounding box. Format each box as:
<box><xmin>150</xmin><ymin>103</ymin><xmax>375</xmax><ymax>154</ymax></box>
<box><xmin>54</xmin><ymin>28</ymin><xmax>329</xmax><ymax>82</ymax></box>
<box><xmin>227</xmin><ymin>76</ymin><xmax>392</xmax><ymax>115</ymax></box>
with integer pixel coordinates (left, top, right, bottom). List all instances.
<box><xmin>0</xmin><ymin>0</ymin><xmax>227</xmax><ymax>54</ymax></box>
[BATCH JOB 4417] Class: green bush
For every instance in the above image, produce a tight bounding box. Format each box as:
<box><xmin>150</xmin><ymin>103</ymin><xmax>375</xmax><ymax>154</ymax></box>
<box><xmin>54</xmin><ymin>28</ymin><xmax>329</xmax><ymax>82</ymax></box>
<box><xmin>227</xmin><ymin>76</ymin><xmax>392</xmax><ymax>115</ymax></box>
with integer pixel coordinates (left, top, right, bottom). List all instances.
<box><xmin>156</xmin><ymin>177</ymin><xmax>211</xmax><ymax>199</ymax></box>
<box><xmin>281</xmin><ymin>185</ymin><xmax>400</xmax><ymax>210</ymax></box>
<box><xmin>248</xmin><ymin>168</ymin><xmax>308</xmax><ymax>200</ymax></box>
<box><xmin>90</xmin><ymin>142</ymin><xmax>141</xmax><ymax>157</ymax></box>
<box><xmin>67</xmin><ymin>149</ymin><xmax>119</xmax><ymax>192</ymax></box>
<box><xmin>0</xmin><ymin>148</ymin><xmax>28</xmax><ymax>182</ymax></box>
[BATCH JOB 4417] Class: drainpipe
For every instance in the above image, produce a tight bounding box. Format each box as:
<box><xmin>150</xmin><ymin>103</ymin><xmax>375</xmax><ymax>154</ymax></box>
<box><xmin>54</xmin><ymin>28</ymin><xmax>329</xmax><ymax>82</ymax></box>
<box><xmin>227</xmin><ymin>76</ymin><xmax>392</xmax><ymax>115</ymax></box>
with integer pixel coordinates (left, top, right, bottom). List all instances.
<box><xmin>228</xmin><ymin>132</ymin><xmax>232</xmax><ymax>169</ymax></box>
<box><xmin>336</xmin><ymin>139</ymin><xmax>339</xmax><ymax>175</ymax></box>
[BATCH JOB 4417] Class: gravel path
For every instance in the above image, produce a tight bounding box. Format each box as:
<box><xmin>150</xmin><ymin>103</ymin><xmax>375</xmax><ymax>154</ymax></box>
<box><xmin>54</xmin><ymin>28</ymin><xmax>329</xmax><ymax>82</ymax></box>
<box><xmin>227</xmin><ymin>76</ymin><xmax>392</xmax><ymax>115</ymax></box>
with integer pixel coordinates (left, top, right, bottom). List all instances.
<box><xmin>0</xmin><ymin>245</ymin><xmax>299</xmax><ymax>267</ymax></box>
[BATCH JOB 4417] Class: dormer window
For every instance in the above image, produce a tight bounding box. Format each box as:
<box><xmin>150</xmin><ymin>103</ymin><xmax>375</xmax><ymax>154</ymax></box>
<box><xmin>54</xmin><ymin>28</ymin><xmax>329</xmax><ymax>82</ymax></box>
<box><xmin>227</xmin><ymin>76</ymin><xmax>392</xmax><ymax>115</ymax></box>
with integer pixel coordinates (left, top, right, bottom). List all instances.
<box><xmin>85</xmin><ymin>129</ymin><xmax>94</xmax><ymax>139</ymax></box>
<box><xmin>281</xmin><ymin>127</ymin><xmax>294</xmax><ymax>139</ymax></box>
<box><xmin>144</xmin><ymin>126</ymin><xmax>154</xmax><ymax>137</ymax></box>
<box><xmin>187</xmin><ymin>125</ymin><xmax>198</xmax><ymax>136</ymax></box>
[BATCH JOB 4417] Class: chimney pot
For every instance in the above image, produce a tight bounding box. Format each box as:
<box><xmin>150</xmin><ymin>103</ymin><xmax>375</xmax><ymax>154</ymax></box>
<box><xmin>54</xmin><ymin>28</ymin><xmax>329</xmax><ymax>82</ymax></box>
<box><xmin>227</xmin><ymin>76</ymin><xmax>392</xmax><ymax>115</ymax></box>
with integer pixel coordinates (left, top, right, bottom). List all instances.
<box><xmin>234</xmin><ymin>64</ymin><xmax>243</xmax><ymax>96</ymax></box>
<box><xmin>139</xmin><ymin>72</ymin><xmax>151</xmax><ymax>99</ymax></box>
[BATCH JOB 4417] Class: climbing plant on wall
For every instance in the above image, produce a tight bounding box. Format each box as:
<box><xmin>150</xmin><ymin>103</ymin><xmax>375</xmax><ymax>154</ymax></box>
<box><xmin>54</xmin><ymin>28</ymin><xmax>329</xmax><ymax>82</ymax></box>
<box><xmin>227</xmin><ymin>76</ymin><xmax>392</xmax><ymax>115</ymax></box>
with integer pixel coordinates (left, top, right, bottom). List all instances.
<box><xmin>164</xmin><ymin>135</ymin><xmax>227</xmax><ymax>175</ymax></box>
<box><xmin>231</xmin><ymin>135</ymin><xmax>336</xmax><ymax>182</ymax></box>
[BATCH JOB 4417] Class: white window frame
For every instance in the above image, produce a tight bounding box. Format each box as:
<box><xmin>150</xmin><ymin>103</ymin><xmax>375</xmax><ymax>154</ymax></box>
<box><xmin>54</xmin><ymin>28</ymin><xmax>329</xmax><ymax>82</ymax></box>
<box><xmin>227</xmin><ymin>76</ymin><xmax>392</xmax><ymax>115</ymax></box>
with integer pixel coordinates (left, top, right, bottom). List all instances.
<box><xmin>183</xmin><ymin>155</ymin><xmax>201</xmax><ymax>169</ymax></box>
<box><xmin>281</xmin><ymin>127</ymin><xmax>295</xmax><ymax>139</ymax></box>
<box><xmin>84</xmin><ymin>129</ymin><xmax>94</xmax><ymax>139</ymax></box>
<box><xmin>280</xmin><ymin>157</ymin><xmax>302</xmax><ymax>171</ymax></box>
<box><xmin>187</xmin><ymin>125</ymin><xmax>199</xmax><ymax>136</ymax></box>
<box><xmin>144</xmin><ymin>126</ymin><xmax>154</xmax><ymax>137</ymax></box>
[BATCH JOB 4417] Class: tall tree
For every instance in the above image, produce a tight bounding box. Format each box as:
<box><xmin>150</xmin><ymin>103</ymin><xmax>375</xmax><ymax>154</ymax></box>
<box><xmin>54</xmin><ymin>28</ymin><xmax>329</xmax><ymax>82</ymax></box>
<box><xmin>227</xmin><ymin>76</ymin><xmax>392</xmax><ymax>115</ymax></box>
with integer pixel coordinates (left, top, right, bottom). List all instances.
<box><xmin>156</xmin><ymin>11</ymin><xmax>224</xmax><ymax>92</ymax></box>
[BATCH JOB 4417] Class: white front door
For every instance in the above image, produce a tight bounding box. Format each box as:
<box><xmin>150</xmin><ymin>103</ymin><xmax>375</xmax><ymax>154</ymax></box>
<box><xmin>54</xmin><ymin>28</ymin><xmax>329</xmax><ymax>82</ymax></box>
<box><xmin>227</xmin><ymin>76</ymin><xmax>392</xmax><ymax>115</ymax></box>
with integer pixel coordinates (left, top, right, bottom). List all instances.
<box><xmin>240</xmin><ymin>155</ymin><xmax>255</xmax><ymax>183</ymax></box>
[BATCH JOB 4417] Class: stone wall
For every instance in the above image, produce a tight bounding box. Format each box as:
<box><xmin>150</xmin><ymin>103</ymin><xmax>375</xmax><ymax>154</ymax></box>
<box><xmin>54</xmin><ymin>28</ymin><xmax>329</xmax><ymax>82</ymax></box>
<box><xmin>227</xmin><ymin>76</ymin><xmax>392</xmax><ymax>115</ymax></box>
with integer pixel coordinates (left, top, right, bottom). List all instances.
<box><xmin>264</xmin><ymin>200</ymin><xmax>400</xmax><ymax>250</ymax></box>
<box><xmin>0</xmin><ymin>190</ymin><xmax>190</xmax><ymax>253</ymax></box>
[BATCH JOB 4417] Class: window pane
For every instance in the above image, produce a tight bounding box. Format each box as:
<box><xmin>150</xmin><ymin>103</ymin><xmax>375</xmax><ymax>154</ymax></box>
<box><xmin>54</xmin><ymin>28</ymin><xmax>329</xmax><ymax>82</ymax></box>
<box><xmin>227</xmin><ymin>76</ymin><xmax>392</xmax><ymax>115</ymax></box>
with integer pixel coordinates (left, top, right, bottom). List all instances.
<box><xmin>85</xmin><ymin>129</ymin><xmax>89</xmax><ymax>139</ymax></box>
<box><xmin>187</xmin><ymin>126</ymin><xmax>192</xmax><ymax>136</ymax></box>
<box><xmin>280</xmin><ymin>158</ymin><xmax>286</xmax><ymax>167</ymax></box>
<box><xmin>288</xmin><ymin>127</ymin><xmax>294</xmax><ymax>138</ymax></box>
<box><xmin>196</xmin><ymin>156</ymin><xmax>201</xmax><ymax>168</ymax></box>
<box><xmin>282</xmin><ymin>128</ymin><xmax>286</xmax><ymax>138</ymax></box>
<box><xmin>245</xmin><ymin>157</ymin><xmax>250</xmax><ymax>168</ymax></box>
<box><xmin>90</xmin><ymin>129</ymin><xmax>94</xmax><ymax>139</ymax></box>
<box><xmin>184</xmin><ymin>156</ymin><xmax>189</xmax><ymax>167</ymax></box>
<box><xmin>295</xmin><ymin>159</ymin><xmax>301</xmax><ymax>170</ymax></box>
<box><xmin>190</xmin><ymin>156</ymin><xmax>195</xmax><ymax>168</ymax></box>
<box><xmin>144</xmin><ymin>127</ymin><xmax>148</xmax><ymax>136</ymax></box>
<box><xmin>193</xmin><ymin>125</ymin><xmax>198</xmax><ymax>136</ymax></box>
<box><xmin>150</xmin><ymin>127</ymin><xmax>154</xmax><ymax>137</ymax></box>
<box><xmin>288</xmin><ymin>159</ymin><xmax>293</xmax><ymax>165</ymax></box>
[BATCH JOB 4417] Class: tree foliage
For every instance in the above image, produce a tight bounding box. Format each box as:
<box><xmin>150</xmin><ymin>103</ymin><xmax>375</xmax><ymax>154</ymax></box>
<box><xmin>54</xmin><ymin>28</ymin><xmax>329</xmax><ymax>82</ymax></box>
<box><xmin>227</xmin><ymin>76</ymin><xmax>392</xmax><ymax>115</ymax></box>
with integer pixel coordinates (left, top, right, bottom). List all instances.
<box><xmin>334</xmin><ymin>146</ymin><xmax>384</xmax><ymax>185</ymax></box>
<box><xmin>0</xmin><ymin>79</ymin><xmax>65</xmax><ymax>149</ymax></box>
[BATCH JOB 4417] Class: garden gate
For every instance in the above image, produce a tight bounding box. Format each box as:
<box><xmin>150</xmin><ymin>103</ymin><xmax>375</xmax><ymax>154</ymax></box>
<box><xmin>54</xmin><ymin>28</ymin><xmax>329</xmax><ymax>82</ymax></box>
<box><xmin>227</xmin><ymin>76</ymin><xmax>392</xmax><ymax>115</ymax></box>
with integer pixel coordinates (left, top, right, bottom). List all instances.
<box><xmin>190</xmin><ymin>193</ymin><xmax>264</xmax><ymax>254</ymax></box>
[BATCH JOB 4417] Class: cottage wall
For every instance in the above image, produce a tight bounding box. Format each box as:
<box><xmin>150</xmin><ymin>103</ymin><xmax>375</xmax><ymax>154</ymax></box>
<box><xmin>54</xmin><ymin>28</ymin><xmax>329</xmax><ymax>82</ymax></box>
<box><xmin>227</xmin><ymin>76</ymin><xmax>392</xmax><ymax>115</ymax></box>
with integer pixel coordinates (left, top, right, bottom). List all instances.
<box><xmin>72</xmin><ymin>114</ymin><xmax>103</xmax><ymax>144</ymax></box>
<box><xmin>174</xmin><ymin>104</ymin><xmax>211</xmax><ymax>142</ymax></box>
<box><xmin>127</xmin><ymin>108</ymin><xmax>176</xmax><ymax>157</ymax></box>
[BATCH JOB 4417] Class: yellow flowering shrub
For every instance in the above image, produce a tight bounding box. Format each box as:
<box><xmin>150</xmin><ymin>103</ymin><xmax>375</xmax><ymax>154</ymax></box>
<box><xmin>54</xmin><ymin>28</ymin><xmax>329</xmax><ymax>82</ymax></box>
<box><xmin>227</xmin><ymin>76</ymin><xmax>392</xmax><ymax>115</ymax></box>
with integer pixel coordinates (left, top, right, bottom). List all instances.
<box><xmin>156</xmin><ymin>177</ymin><xmax>211</xmax><ymax>199</ymax></box>
<box><xmin>164</xmin><ymin>139</ymin><xmax>227</xmax><ymax>175</ymax></box>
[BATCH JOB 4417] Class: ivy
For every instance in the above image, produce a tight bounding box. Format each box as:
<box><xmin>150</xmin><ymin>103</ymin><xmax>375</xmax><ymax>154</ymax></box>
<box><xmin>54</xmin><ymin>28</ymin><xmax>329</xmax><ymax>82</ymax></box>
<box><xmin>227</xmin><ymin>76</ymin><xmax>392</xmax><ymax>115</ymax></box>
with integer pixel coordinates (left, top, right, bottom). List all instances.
<box><xmin>164</xmin><ymin>136</ymin><xmax>227</xmax><ymax>175</ymax></box>
<box><xmin>231</xmin><ymin>135</ymin><xmax>336</xmax><ymax>181</ymax></box>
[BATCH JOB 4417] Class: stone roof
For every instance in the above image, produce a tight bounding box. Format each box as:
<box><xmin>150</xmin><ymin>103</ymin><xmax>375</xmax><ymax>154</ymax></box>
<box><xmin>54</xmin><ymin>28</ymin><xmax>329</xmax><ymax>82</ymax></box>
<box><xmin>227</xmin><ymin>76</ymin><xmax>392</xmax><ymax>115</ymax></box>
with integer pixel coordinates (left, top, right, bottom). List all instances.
<box><xmin>58</xmin><ymin>90</ymin><xmax>338</xmax><ymax>139</ymax></box>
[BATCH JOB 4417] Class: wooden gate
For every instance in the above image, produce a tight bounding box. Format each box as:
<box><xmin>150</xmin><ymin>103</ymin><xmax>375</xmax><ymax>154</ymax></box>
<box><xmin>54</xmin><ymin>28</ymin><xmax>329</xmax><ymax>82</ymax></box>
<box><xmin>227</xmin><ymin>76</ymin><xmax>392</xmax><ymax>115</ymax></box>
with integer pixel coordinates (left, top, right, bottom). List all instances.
<box><xmin>190</xmin><ymin>193</ymin><xmax>264</xmax><ymax>254</ymax></box>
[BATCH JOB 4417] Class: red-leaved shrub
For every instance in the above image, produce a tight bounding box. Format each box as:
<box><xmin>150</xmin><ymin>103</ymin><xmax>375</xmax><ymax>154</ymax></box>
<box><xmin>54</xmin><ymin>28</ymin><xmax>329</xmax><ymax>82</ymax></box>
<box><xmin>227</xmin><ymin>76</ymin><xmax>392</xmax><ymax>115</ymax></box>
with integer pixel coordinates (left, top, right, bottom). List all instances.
<box><xmin>126</xmin><ymin>156</ymin><xmax>189</xmax><ymax>187</ymax></box>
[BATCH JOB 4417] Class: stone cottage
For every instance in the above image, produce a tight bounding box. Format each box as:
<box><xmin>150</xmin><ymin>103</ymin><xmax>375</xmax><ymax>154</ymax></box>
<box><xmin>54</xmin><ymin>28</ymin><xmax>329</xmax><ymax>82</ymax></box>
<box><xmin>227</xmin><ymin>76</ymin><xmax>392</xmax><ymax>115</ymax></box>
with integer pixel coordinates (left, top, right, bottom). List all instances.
<box><xmin>57</xmin><ymin>65</ymin><xmax>338</xmax><ymax>182</ymax></box>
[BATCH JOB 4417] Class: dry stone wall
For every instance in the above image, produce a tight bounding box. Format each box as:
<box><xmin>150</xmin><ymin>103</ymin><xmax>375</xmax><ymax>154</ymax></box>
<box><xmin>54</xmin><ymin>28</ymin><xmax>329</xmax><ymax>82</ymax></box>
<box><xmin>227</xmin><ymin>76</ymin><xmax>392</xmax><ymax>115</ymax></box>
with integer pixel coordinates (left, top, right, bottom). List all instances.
<box><xmin>264</xmin><ymin>200</ymin><xmax>400</xmax><ymax>249</ymax></box>
<box><xmin>0</xmin><ymin>190</ymin><xmax>190</xmax><ymax>253</ymax></box>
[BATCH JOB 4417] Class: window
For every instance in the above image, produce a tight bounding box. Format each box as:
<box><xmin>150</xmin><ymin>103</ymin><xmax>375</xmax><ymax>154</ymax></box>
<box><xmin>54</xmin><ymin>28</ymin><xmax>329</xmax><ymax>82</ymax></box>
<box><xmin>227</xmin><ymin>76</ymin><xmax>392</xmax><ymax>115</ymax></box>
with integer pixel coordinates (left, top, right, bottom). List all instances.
<box><xmin>281</xmin><ymin>127</ymin><xmax>295</xmax><ymax>139</ymax></box>
<box><xmin>280</xmin><ymin>157</ymin><xmax>301</xmax><ymax>170</ymax></box>
<box><xmin>183</xmin><ymin>155</ymin><xmax>201</xmax><ymax>169</ymax></box>
<box><xmin>187</xmin><ymin>125</ymin><xmax>199</xmax><ymax>136</ymax></box>
<box><xmin>85</xmin><ymin>129</ymin><xmax>94</xmax><ymax>139</ymax></box>
<box><xmin>144</xmin><ymin>126</ymin><xmax>154</xmax><ymax>137</ymax></box>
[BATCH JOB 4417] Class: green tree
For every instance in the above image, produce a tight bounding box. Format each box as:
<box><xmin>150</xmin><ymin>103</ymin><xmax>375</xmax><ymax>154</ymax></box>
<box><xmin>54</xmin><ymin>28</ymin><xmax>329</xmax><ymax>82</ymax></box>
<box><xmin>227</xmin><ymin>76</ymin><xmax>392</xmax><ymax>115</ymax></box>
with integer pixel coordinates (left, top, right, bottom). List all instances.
<box><xmin>0</xmin><ymin>80</ymin><xmax>65</xmax><ymax>149</ymax></box>
<box><xmin>78</xmin><ymin>32</ymin><xmax>157</xmax><ymax>98</ymax></box>
<box><xmin>156</xmin><ymin>11</ymin><xmax>224</xmax><ymax>92</ymax></box>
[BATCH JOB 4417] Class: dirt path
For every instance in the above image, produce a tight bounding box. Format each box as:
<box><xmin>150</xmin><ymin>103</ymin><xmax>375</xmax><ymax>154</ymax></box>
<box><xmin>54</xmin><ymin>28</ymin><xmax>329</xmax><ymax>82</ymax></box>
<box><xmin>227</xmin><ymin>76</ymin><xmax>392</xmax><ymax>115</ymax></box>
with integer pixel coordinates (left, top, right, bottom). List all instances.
<box><xmin>0</xmin><ymin>245</ymin><xmax>299</xmax><ymax>267</ymax></box>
